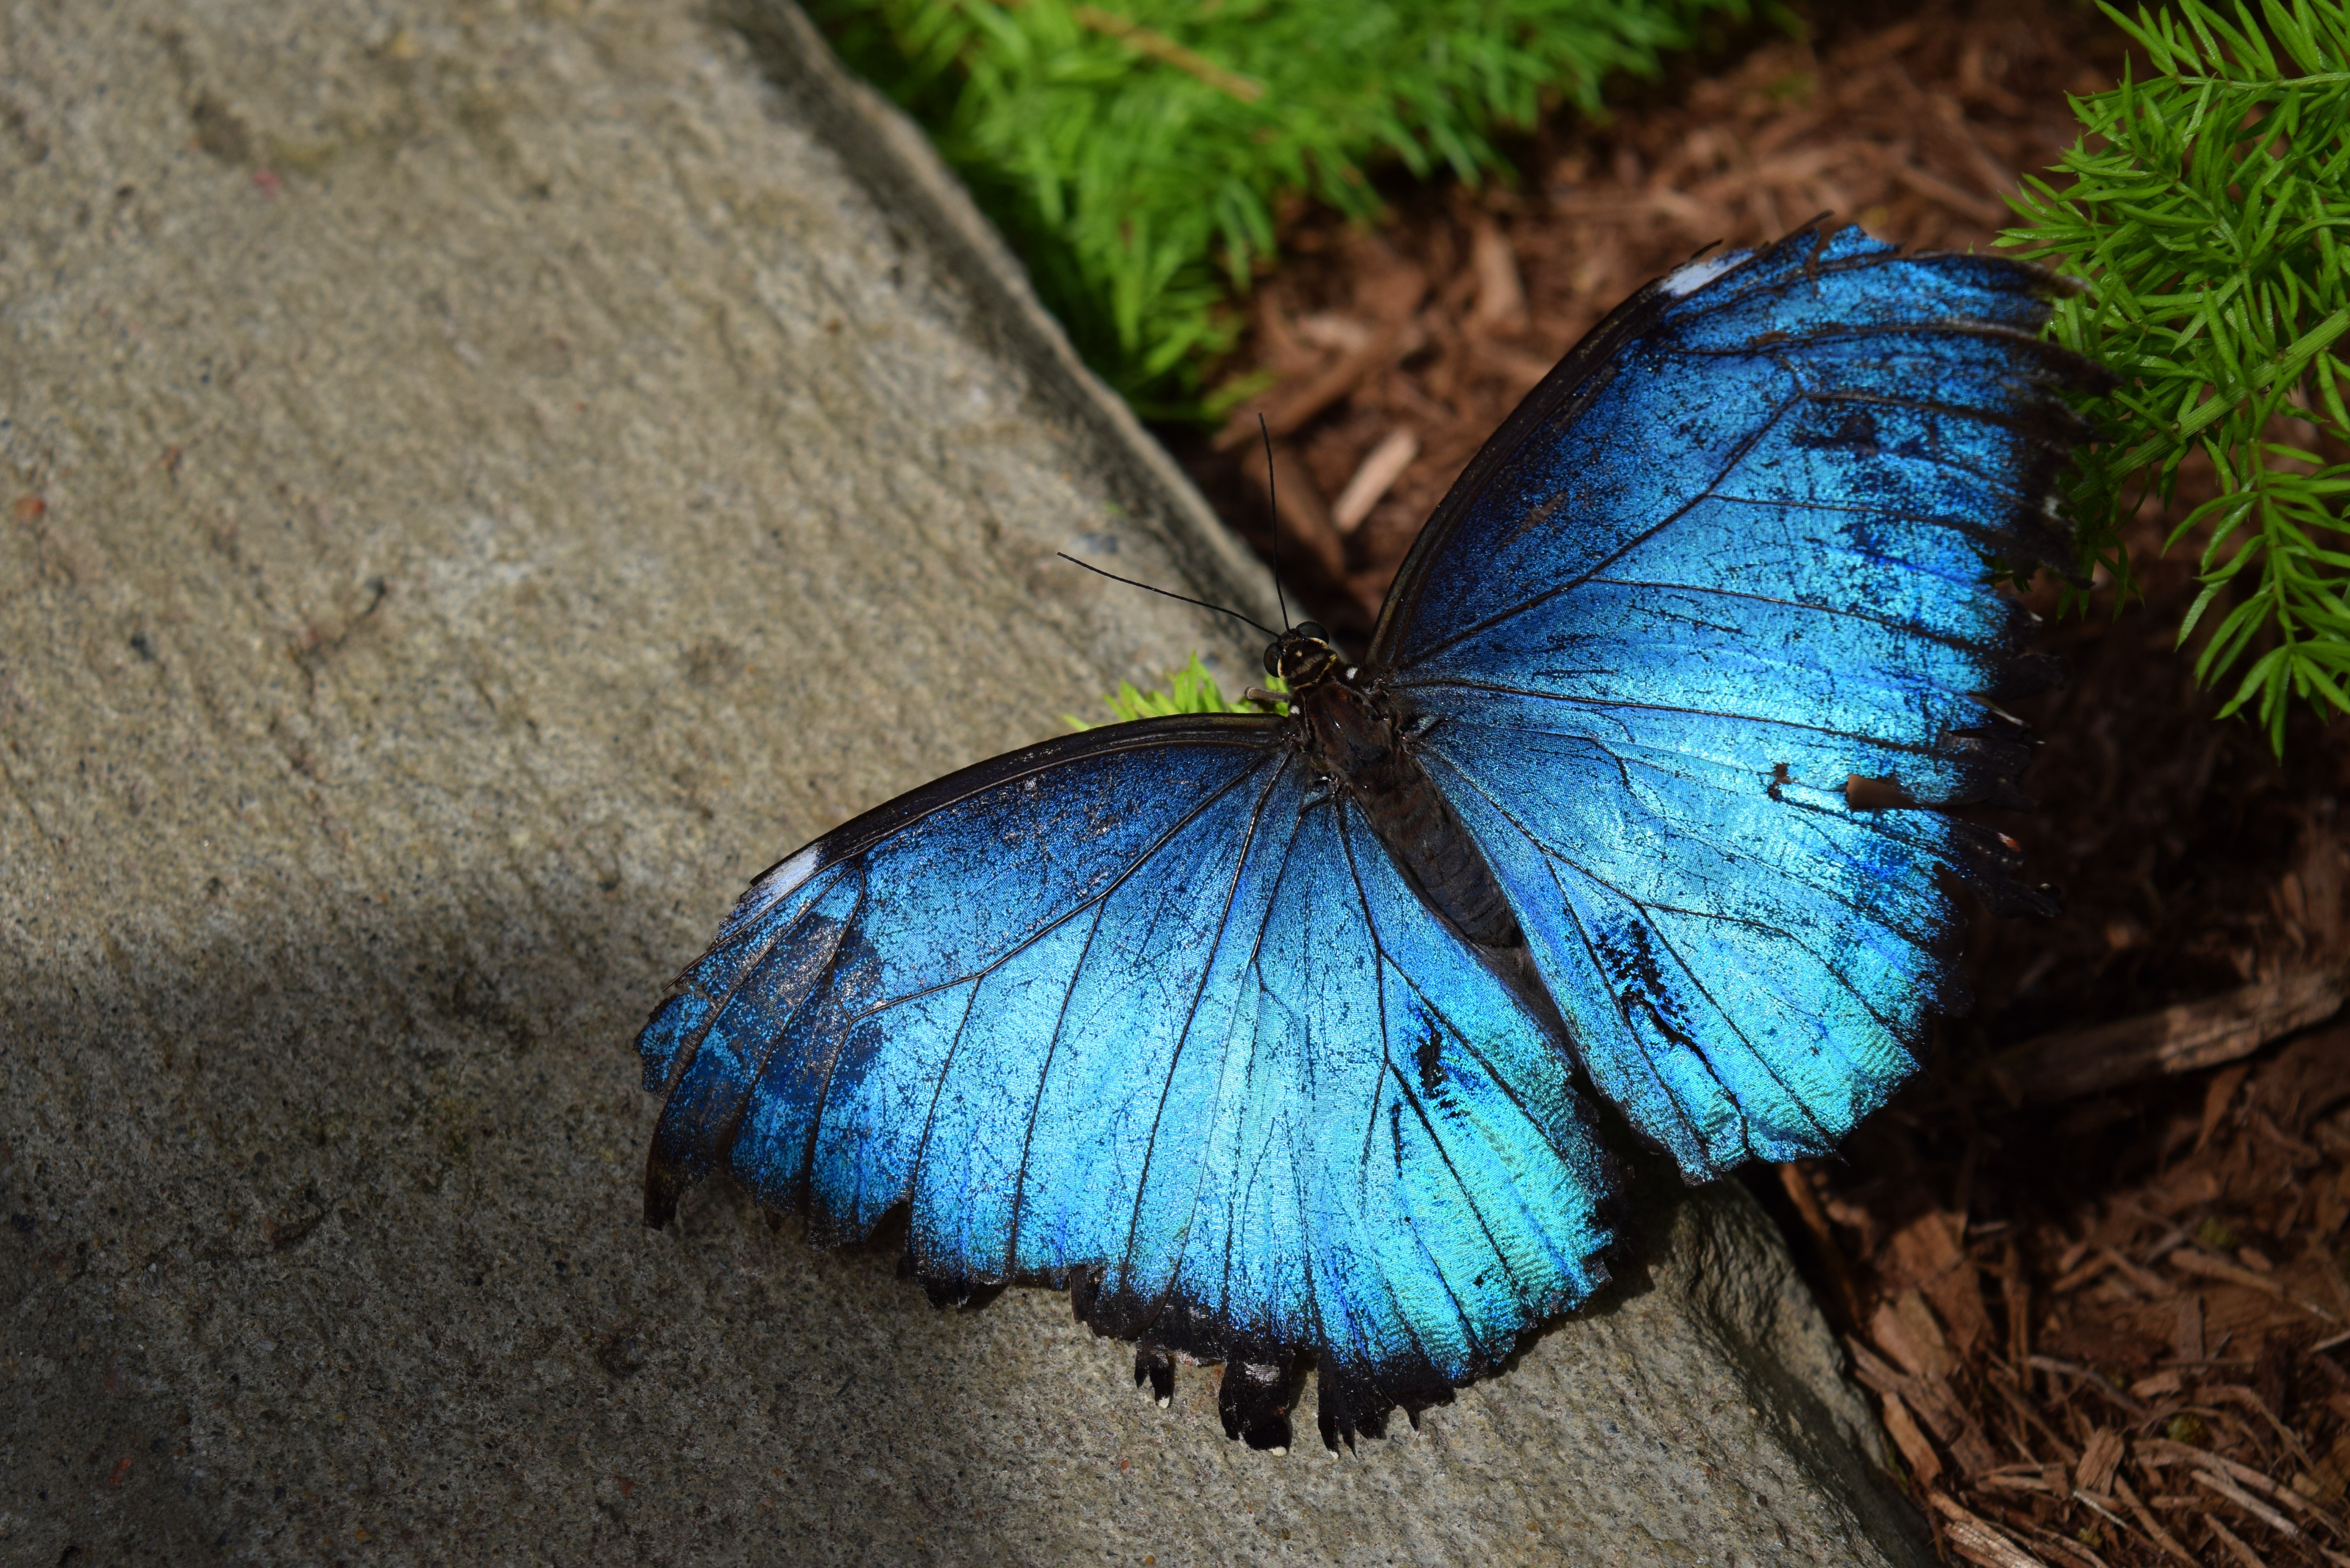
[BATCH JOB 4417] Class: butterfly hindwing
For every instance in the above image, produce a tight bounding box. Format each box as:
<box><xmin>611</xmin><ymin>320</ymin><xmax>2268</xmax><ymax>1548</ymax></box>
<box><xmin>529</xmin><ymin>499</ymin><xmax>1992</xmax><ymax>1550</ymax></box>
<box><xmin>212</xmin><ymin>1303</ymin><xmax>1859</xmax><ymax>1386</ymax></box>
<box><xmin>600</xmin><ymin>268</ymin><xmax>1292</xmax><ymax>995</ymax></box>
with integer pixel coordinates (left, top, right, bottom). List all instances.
<box><xmin>638</xmin><ymin>717</ymin><xmax>1614</xmax><ymax>1450</ymax></box>
<box><xmin>1380</xmin><ymin>225</ymin><xmax>2101</xmax><ymax>1180</ymax></box>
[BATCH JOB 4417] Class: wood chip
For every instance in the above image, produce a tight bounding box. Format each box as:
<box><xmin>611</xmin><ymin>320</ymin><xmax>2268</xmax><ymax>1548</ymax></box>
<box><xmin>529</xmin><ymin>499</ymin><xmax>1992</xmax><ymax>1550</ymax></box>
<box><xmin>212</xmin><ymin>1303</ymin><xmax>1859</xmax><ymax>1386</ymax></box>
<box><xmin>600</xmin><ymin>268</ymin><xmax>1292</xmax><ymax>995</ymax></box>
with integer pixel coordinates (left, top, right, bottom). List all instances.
<box><xmin>1889</xmin><ymin>1210</ymin><xmax>1996</xmax><ymax>1353</ymax></box>
<box><xmin>2204</xmin><ymin>1384</ymin><xmax>2319</xmax><ymax>1463</ymax></box>
<box><xmin>1953</xmin><ymin>1425</ymin><xmax>2004</xmax><ymax>1479</ymax></box>
<box><xmin>1986</xmin><ymin>1373</ymin><xmax>2075</xmax><ymax>1461</ymax></box>
<box><xmin>1778</xmin><ymin>1162</ymin><xmax>1864</xmax><ymax>1327</ymax></box>
<box><xmin>1465</xmin><ymin>334</ymin><xmax>1555</xmax><ymax>389</ymax></box>
<box><xmin>1469</xmin><ymin>218</ymin><xmax>1526</xmax><ymax>331</ymax></box>
<box><xmin>2002</xmin><ymin>1239</ymin><xmax>2031</xmax><ymax>1370</ymax></box>
<box><xmin>2098</xmin><ymin>1246</ymin><xmax>2176</xmax><ymax>1300</ymax></box>
<box><xmin>1212</xmin><ymin>320</ymin><xmax>1424</xmax><ymax>448</ymax></box>
<box><xmin>1330</xmin><ymin>428</ymin><xmax>1419</xmax><ymax>533</ymax></box>
<box><xmin>1980</xmin><ymin>1465</ymin><xmax>2069</xmax><ymax>1496</ymax></box>
<box><xmin>1347</xmin><ymin>245</ymin><xmax>1427</xmax><ymax>323</ymax></box>
<box><xmin>2137</xmin><ymin>1439</ymin><xmax>2294</xmax><ymax>1503</ymax></box>
<box><xmin>2052</xmin><ymin>1251</ymin><xmax>2112</xmax><ymax>1294</ymax></box>
<box><xmin>2114</xmin><ymin>1474</ymin><xmax>2199</xmax><ymax>1564</ymax></box>
<box><xmin>2206</xmin><ymin>1512</ymin><xmax>2275</xmax><ymax>1568</ymax></box>
<box><xmin>1929</xmin><ymin>89</ymin><xmax>2031</xmax><ymax>200</ymax></box>
<box><xmin>2069</xmin><ymin>1487</ymin><xmax>2135</xmax><ymax>1544</ymax></box>
<box><xmin>2250</xmin><ymin>1023</ymin><xmax>2350</xmax><ymax>1133</ymax></box>
<box><xmin>1237</xmin><ymin>445</ymin><xmax>1347</xmax><ymax>590</ymax></box>
<box><xmin>1989</xmin><ymin>969</ymin><xmax>2347</xmax><ymax>1103</ymax></box>
<box><xmin>1874</xmin><ymin>1288</ymin><xmax>1956</xmax><ymax>1379</ymax></box>
<box><xmin>2199</xmin><ymin>1061</ymin><xmax>2254</xmax><ymax>1151</ymax></box>
<box><xmin>1845</xmin><ymin>1336</ymin><xmax>1911</xmax><ymax>1399</ymax></box>
<box><xmin>1292</xmin><ymin>313</ymin><xmax>1375</xmax><ymax>354</ymax></box>
<box><xmin>1835</xmin><ymin>17</ymin><xmax>1925</xmax><ymax>67</ymax></box>
<box><xmin>2026</xmin><ymin>1526</ymin><xmax>2112</xmax><ymax>1568</ymax></box>
<box><xmin>1882</xmin><ymin>1389</ymin><xmax>1943</xmax><ymax>1488</ymax></box>
<box><xmin>2028</xmin><ymin>1356</ymin><xmax>2150</xmax><ymax>1417</ymax></box>
<box><xmin>1929</xmin><ymin>1492</ymin><xmax>2048</xmax><ymax>1568</ymax></box>
<box><xmin>1848</xmin><ymin>1335</ymin><xmax>1993</xmax><ymax>1470</ymax></box>
<box><xmin>2077</xmin><ymin>1427</ymin><xmax>2125</xmax><ymax>1495</ymax></box>
<box><xmin>2195</xmin><ymin>1469</ymin><xmax>2303</xmax><ymax>1537</ymax></box>
<box><xmin>2169</xmin><ymin>1248</ymin><xmax>2343</xmax><ymax>1322</ymax></box>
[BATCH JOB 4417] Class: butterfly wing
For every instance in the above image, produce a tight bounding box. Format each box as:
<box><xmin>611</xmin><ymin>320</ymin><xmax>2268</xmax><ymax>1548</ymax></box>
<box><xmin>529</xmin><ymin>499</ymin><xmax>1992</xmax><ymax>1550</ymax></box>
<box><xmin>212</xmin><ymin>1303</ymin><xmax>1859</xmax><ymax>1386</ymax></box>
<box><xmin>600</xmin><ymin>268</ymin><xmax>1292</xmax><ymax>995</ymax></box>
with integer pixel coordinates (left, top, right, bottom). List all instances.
<box><xmin>639</xmin><ymin>716</ymin><xmax>1614</xmax><ymax>1449</ymax></box>
<box><xmin>1370</xmin><ymin>225</ymin><xmax>2104</xmax><ymax>1180</ymax></box>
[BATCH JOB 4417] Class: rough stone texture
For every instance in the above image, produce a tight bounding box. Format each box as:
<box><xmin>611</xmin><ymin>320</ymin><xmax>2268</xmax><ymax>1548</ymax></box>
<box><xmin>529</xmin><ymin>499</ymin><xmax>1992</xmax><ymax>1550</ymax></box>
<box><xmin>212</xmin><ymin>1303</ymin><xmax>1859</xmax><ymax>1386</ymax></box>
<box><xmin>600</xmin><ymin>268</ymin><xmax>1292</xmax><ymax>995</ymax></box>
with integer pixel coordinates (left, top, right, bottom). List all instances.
<box><xmin>0</xmin><ymin>1</ymin><xmax>1930</xmax><ymax>1562</ymax></box>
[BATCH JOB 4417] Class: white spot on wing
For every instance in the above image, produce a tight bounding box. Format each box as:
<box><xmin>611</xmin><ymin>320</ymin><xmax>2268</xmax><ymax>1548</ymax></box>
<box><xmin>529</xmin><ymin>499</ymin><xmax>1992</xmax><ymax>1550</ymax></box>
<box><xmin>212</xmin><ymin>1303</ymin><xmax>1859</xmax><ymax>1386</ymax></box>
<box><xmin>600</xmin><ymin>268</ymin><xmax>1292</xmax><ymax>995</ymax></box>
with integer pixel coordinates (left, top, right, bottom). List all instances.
<box><xmin>732</xmin><ymin>841</ymin><xmax>825</xmax><ymax>928</ymax></box>
<box><xmin>762</xmin><ymin>843</ymin><xmax>823</xmax><ymax>900</ymax></box>
<box><xmin>1661</xmin><ymin>250</ymin><xmax>1748</xmax><ymax>298</ymax></box>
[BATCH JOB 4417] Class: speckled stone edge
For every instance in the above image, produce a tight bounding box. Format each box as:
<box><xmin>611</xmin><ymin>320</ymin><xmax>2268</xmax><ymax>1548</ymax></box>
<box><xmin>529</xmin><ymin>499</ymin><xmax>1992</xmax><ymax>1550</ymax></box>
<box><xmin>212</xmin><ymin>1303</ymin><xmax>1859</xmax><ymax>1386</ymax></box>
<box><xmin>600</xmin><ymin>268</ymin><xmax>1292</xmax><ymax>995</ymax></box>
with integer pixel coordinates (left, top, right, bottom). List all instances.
<box><xmin>717</xmin><ymin>0</ymin><xmax>1284</xmax><ymax>637</ymax></box>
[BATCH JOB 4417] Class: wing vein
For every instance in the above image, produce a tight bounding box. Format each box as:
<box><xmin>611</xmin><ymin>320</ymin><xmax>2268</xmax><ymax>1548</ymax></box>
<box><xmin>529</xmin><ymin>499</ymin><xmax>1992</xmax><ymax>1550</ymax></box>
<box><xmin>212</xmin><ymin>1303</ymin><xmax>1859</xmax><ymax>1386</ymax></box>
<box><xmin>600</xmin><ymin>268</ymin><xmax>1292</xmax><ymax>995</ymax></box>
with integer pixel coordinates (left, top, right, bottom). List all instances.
<box><xmin>1398</xmin><ymin>391</ymin><xmax>1804</xmax><ymax>668</ymax></box>
<box><xmin>1574</xmin><ymin>575</ymin><xmax>1990</xmax><ymax>651</ymax></box>
<box><xmin>652</xmin><ymin>866</ymin><xmax>846</xmax><ymax>1103</ymax></box>
<box><xmin>1112</xmin><ymin>754</ymin><xmax>1299</xmax><ymax>1323</ymax></box>
<box><xmin>825</xmin><ymin>760</ymin><xmax>1273</xmax><ymax>1043</ymax></box>
<box><xmin>1337</xmin><ymin>810</ymin><xmax>1542</xmax><ymax>1325</ymax></box>
<box><xmin>1393</xmin><ymin>680</ymin><xmax>1966</xmax><ymax>761</ymax></box>
<box><xmin>1002</xmin><ymin>893</ymin><xmax>1115</xmax><ymax>1276</ymax></box>
<box><xmin>1437</xmin><ymin>757</ymin><xmax>1721</xmax><ymax>1160</ymax></box>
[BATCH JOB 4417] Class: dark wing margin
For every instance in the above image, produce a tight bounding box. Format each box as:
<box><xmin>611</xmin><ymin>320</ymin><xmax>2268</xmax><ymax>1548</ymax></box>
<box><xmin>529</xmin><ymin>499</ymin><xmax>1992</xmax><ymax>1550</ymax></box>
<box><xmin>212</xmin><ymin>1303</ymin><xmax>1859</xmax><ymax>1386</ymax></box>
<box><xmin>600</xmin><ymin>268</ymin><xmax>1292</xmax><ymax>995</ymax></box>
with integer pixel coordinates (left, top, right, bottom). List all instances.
<box><xmin>693</xmin><ymin>711</ymin><xmax>1287</xmax><ymax>965</ymax></box>
<box><xmin>639</xmin><ymin>711</ymin><xmax>1284</xmax><ymax>1225</ymax></box>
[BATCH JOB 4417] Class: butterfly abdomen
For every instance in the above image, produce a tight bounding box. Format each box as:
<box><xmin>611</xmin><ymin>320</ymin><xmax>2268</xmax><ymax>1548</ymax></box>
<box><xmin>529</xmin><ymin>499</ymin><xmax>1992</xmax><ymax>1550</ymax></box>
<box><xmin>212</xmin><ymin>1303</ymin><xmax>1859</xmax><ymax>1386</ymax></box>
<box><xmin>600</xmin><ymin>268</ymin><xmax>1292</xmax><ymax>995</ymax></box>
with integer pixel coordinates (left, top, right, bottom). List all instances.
<box><xmin>1296</xmin><ymin>674</ymin><xmax>1521</xmax><ymax>951</ymax></box>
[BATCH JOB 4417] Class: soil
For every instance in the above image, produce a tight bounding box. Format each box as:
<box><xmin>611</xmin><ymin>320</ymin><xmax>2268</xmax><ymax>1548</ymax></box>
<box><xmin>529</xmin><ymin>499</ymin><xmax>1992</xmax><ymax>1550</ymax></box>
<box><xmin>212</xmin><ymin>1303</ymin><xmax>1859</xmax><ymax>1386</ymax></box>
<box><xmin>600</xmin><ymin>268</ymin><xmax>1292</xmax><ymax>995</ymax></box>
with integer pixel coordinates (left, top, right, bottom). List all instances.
<box><xmin>1166</xmin><ymin>3</ymin><xmax>2350</xmax><ymax>1563</ymax></box>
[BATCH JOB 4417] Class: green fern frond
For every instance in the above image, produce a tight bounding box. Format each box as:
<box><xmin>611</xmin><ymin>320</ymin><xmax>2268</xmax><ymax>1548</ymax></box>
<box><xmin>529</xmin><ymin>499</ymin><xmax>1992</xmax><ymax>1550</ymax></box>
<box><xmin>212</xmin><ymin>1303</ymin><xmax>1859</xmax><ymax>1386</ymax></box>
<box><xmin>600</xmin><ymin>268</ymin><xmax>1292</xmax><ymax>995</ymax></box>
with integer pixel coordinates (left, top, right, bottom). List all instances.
<box><xmin>1066</xmin><ymin>653</ymin><xmax>1286</xmax><ymax>730</ymax></box>
<box><xmin>813</xmin><ymin>0</ymin><xmax>1744</xmax><ymax>411</ymax></box>
<box><xmin>2000</xmin><ymin>0</ymin><xmax>2350</xmax><ymax>753</ymax></box>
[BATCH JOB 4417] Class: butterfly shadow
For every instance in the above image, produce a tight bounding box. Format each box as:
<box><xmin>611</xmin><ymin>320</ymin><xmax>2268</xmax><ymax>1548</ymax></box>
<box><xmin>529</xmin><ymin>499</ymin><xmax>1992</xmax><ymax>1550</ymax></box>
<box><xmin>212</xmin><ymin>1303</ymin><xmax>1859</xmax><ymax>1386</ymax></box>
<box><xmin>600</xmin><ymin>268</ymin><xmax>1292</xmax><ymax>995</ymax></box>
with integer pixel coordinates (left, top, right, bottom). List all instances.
<box><xmin>1</xmin><ymin>884</ymin><xmax>1123</xmax><ymax>1563</ymax></box>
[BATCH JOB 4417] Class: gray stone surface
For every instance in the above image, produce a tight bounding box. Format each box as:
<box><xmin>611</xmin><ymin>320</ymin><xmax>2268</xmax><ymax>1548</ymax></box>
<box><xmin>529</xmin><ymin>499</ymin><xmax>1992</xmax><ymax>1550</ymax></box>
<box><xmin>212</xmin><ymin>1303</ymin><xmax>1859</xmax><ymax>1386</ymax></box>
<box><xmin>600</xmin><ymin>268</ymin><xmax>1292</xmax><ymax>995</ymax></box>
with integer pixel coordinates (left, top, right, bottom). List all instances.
<box><xmin>0</xmin><ymin>1</ymin><xmax>1930</xmax><ymax>1561</ymax></box>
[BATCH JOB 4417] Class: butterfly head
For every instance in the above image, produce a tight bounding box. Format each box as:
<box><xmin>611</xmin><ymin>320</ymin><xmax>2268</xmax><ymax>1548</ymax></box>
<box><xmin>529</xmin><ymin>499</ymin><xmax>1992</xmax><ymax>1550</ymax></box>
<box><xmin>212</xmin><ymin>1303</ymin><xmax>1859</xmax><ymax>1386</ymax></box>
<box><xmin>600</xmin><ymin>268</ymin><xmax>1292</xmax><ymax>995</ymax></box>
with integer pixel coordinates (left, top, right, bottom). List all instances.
<box><xmin>1265</xmin><ymin>622</ymin><xmax>1339</xmax><ymax>690</ymax></box>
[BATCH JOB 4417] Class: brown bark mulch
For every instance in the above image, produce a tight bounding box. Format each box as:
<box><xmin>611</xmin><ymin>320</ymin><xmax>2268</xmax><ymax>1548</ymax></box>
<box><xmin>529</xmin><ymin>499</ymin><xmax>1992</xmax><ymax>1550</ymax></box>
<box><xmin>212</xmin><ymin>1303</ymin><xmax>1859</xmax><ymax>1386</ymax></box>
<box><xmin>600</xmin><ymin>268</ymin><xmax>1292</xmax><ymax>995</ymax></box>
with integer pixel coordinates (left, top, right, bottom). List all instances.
<box><xmin>1167</xmin><ymin>4</ymin><xmax>2350</xmax><ymax>1563</ymax></box>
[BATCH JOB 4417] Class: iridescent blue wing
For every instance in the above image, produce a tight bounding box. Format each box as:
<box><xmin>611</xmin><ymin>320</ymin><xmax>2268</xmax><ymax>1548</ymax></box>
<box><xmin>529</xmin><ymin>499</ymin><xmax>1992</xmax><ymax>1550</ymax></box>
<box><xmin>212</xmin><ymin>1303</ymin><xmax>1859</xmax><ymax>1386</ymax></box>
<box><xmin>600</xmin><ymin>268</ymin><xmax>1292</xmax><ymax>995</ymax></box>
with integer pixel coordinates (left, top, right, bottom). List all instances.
<box><xmin>638</xmin><ymin>717</ymin><xmax>1614</xmax><ymax>1449</ymax></box>
<box><xmin>1369</xmin><ymin>225</ymin><xmax>2102</xmax><ymax>1180</ymax></box>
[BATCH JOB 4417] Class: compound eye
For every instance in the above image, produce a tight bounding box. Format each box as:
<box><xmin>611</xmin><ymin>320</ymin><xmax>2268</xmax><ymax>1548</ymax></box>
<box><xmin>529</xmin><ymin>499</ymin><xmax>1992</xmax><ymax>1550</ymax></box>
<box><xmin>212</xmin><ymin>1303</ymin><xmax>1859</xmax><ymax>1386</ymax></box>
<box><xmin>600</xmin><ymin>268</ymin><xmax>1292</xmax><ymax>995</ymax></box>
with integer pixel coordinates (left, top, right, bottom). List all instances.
<box><xmin>1295</xmin><ymin>621</ymin><xmax>1328</xmax><ymax>644</ymax></box>
<box><xmin>1263</xmin><ymin>639</ymin><xmax>1284</xmax><ymax>676</ymax></box>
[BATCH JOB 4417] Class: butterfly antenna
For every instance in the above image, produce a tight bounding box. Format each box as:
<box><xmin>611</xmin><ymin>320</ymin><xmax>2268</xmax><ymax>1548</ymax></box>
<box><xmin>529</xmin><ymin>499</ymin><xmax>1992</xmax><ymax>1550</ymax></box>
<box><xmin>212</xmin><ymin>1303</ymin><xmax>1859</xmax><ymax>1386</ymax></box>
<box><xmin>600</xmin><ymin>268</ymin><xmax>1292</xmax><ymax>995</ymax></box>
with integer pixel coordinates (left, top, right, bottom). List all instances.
<box><xmin>1259</xmin><ymin>413</ymin><xmax>1291</xmax><ymax>632</ymax></box>
<box><xmin>1055</xmin><ymin>554</ymin><xmax>1276</xmax><ymax>638</ymax></box>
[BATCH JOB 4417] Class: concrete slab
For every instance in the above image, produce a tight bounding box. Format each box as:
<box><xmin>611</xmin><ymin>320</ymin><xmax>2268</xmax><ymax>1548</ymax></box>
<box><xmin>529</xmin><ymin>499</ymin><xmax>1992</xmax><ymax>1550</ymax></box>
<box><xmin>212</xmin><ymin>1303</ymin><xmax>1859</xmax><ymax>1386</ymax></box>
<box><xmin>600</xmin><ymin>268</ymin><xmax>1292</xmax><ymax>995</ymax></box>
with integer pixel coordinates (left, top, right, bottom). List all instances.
<box><xmin>0</xmin><ymin>1</ymin><xmax>1928</xmax><ymax>1561</ymax></box>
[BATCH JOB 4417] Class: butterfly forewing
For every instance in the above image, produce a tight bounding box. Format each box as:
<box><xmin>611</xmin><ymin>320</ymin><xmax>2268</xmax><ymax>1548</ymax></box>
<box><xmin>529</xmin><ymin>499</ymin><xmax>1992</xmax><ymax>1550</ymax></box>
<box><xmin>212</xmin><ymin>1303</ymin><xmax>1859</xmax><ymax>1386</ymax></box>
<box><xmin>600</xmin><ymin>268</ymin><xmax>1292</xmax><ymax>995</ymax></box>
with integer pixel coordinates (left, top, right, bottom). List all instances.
<box><xmin>1377</xmin><ymin>226</ymin><xmax>2103</xmax><ymax>1179</ymax></box>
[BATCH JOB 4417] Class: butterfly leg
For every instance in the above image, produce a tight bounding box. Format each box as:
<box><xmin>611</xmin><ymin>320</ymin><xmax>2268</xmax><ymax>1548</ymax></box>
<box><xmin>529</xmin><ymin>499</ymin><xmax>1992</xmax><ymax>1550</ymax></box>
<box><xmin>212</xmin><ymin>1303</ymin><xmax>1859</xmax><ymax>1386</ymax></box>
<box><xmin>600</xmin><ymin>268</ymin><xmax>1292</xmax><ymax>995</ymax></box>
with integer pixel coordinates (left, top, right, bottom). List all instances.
<box><xmin>1133</xmin><ymin>1344</ymin><xmax>1176</xmax><ymax>1408</ymax></box>
<box><xmin>1315</xmin><ymin>1363</ymin><xmax>1381</xmax><ymax>1454</ymax></box>
<box><xmin>1217</xmin><ymin>1351</ymin><xmax>1297</xmax><ymax>1453</ymax></box>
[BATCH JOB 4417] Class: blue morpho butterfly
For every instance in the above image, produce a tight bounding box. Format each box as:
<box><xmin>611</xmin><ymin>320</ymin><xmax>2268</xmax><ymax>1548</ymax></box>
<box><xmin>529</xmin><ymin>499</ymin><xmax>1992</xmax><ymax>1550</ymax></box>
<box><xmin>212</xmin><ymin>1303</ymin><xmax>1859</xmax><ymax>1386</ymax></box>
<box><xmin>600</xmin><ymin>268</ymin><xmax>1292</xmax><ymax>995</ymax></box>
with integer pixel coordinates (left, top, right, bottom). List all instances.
<box><xmin>637</xmin><ymin>223</ymin><xmax>2102</xmax><ymax>1453</ymax></box>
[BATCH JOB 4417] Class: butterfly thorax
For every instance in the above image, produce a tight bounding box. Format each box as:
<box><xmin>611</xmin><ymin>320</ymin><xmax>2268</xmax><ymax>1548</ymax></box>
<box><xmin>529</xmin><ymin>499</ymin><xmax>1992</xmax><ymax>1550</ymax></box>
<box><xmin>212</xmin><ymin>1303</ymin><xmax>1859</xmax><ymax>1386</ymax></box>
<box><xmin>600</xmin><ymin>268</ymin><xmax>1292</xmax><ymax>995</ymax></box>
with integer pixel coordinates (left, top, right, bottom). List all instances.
<box><xmin>1270</xmin><ymin>626</ymin><xmax>1523</xmax><ymax>953</ymax></box>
